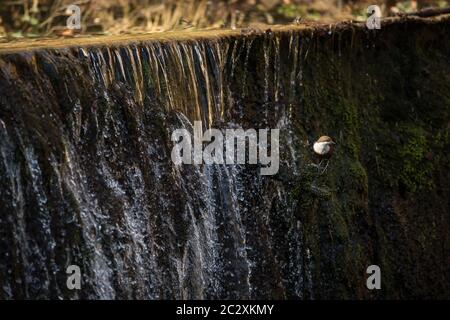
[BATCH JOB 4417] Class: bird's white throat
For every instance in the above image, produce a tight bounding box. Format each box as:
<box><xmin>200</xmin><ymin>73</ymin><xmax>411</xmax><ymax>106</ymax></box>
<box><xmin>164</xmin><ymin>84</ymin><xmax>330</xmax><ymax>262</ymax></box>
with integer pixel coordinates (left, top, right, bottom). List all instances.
<box><xmin>313</xmin><ymin>141</ymin><xmax>331</xmax><ymax>155</ymax></box>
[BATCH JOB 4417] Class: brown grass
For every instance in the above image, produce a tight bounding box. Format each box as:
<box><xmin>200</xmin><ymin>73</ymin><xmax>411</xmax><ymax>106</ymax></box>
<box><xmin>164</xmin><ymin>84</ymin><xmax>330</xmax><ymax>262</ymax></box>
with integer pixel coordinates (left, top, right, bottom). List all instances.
<box><xmin>0</xmin><ymin>0</ymin><xmax>448</xmax><ymax>39</ymax></box>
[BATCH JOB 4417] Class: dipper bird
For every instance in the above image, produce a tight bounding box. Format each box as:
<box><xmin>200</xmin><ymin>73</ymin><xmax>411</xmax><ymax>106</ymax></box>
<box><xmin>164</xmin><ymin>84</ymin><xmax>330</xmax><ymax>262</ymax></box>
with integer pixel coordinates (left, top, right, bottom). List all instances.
<box><xmin>313</xmin><ymin>135</ymin><xmax>336</xmax><ymax>174</ymax></box>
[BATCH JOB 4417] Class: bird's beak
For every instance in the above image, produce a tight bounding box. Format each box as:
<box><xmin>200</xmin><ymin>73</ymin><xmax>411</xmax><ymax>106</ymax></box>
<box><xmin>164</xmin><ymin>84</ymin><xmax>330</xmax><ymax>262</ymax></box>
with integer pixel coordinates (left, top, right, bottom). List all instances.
<box><xmin>330</xmin><ymin>141</ymin><xmax>336</xmax><ymax>145</ymax></box>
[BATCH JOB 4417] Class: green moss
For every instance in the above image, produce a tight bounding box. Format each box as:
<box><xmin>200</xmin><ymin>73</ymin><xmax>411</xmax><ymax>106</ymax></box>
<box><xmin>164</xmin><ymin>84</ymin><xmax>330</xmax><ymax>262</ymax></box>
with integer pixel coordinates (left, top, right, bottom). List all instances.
<box><xmin>397</xmin><ymin>124</ymin><xmax>434</xmax><ymax>193</ymax></box>
<box><xmin>286</xmin><ymin>21</ymin><xmax>450</xmax><ymax>298</ymax></box>
<box><xmin>351</xmin><ymin>160</ymin><xmax>368</xmax><ymax>188</ymax></box>
<box><xmin>330</xmin><ymin>205</ymin><xmax>349</xmax><ymax>242</ymax></box>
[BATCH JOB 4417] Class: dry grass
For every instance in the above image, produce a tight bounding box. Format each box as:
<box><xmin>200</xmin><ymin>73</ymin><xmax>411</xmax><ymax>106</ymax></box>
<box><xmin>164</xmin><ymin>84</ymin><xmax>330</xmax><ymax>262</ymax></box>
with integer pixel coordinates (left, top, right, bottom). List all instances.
<box><xmin>0</xmin><ymin>0</ymin><xmax>239</xmax><ymax>37</ymax></box>
<box><xmin>0</xmin><ymin>0</ymin><xmax>448</xmax><ymax>39</ymax></box>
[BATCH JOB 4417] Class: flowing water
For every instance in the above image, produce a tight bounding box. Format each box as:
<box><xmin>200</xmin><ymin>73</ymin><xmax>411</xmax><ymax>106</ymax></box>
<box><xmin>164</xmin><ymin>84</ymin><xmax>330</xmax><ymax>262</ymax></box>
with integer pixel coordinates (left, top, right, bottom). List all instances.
<box><xmin>0</xmin><ymin>31</ymin><xmax>313</xmax><ymax>299</ymax></box>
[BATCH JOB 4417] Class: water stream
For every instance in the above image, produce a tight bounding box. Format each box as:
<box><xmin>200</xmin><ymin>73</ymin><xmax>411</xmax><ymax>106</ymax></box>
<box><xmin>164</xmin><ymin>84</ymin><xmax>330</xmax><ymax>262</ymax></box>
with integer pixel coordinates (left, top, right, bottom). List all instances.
<box><xmin>0</xmin><ymin>31</ymin><xmax>311</xmax><ymax>299</ymax></box>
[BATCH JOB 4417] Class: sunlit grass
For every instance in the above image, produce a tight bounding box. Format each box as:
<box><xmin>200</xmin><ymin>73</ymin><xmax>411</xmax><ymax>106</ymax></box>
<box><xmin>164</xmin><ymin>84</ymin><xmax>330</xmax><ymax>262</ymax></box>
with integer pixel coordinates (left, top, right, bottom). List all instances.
<box><xmin>0</xmin><ymin>0</ymin><xmax>449</xmax><ymax>40</ymax></box>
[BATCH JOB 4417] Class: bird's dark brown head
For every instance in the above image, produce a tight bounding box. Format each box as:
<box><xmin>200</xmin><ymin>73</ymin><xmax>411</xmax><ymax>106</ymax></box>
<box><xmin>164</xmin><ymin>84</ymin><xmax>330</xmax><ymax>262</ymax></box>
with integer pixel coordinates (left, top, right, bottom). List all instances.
<box><xmin>316</xmin><ymin>135</ymin><xmax>335</xmax><ymax>144</ymax></box>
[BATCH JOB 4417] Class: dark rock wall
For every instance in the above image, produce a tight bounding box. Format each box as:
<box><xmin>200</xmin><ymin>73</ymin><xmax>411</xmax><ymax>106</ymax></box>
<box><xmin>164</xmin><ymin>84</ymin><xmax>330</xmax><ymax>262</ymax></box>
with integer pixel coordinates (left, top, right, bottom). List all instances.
<box><xmin>287</xmin><ymin>20</ymin><xmax>450</xmax><ymax>299</ymax></box>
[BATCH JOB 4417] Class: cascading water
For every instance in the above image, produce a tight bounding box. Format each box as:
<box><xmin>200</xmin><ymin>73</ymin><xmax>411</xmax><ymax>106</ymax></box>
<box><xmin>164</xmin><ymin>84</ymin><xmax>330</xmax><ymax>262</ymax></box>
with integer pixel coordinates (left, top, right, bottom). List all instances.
<box><xmin>0</xmin><ymin>30</ymin><xmax>312</xmax><ymax>299</ymax></box>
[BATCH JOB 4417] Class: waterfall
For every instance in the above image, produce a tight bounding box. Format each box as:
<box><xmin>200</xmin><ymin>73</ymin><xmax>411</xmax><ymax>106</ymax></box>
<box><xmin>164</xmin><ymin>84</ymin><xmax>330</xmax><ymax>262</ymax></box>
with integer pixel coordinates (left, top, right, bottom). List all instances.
<box><xmin>0</xmin><ymin>31</ymin><xmax>310</xmax><ymax>299</ymax></box>
<box><xmin>2</xmin><ymin>18</ymin><xmax>449</xmax><ymax>299</ymax></box>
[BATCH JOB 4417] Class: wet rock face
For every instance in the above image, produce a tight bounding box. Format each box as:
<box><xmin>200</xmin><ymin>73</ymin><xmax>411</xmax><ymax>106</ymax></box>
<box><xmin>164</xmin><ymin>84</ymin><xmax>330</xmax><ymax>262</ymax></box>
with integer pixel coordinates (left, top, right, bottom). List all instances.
<box><xmin>0</xmin><ymin>18</ymin><xmax>449</xmax><ymax>299</ymax></box>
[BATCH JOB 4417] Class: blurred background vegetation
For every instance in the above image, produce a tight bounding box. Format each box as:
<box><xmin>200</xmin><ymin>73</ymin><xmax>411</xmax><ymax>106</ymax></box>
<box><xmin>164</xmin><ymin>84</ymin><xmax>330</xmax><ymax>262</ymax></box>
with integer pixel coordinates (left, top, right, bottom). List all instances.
<box><xmin>0</xmin><ymin>0</ymin><xmax>449</xmax><ymax>38</ymax></box>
